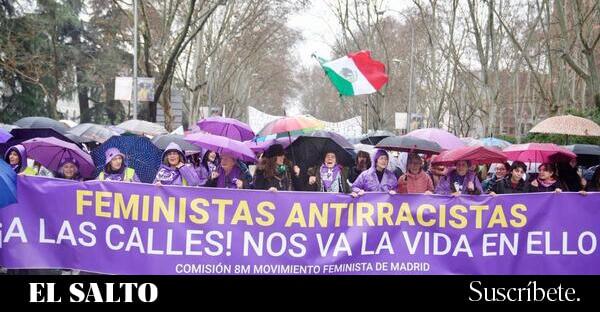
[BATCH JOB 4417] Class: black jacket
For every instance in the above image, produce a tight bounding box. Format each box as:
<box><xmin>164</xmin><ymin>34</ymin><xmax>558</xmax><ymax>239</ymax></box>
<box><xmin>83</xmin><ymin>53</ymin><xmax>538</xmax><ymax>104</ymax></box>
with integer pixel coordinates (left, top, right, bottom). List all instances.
<box><xmin>492</xmin><ymin>177</ymin><xmax>532</xmax><ymax>194</ymax></box>
<box><xmin>304</xmin><ymin>166</ymin><xmax>351</xmax><ymax>193</ymax></box>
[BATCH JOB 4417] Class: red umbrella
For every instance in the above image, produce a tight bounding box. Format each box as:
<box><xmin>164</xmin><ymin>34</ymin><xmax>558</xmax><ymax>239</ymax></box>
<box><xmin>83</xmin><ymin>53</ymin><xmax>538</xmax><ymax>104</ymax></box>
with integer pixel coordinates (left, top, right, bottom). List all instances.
<box><xmin>503</xmin><ymin>143</ymin><xmax>576</xmax><ymax>163</ymax></box>
<box><xmin>255</xmin><ymin>116</ymin><xmax>324</xmax><ymax>142</ymax></box>
<box><xmin>431</xmin><ymin>146</ymin><xmax>507</xmax><ymax>166</ymax></box>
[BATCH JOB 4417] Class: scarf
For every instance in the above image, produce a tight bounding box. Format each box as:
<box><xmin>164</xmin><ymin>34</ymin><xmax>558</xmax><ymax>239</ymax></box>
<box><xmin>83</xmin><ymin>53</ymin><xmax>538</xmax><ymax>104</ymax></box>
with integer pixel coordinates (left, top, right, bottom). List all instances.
<box><xmin>321</xmin><ymin>164</ymin><xmax>341</xmax><ymax>190</ymax></box>
<box><xmin>155</xmin><ymin>164</ymin><xmax>181</xmax><ymax>185</ymax></box>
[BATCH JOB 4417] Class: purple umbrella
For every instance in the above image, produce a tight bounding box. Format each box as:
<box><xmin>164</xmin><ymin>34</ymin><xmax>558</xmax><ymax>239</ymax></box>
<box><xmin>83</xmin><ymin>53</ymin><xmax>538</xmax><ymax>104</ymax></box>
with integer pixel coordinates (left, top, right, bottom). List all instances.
<box><xmin>0</xmin><ymin>128</ymin><xmax>12</xmax><ymax>143</ymax></box>
<box><xmin>244</xmin><ymin>137</ymin><xmax>295</xmax><ymax>154</ymax></box>
<box><xmin>21</xmin><ymin>137</ymin><xmax>95</xmax><ymax>178</ymax></box>
<box><xmin>185</xmin><ymin>133</ymin><xmax>256</xmax><ymax>162</ymax></box>
<box><xmin>197</xmin><ymin>117</ymin><xmax>255</xmax><ymax>141</ymax></box>
<box><xmin>405</xmin><ymin>128</ymin><xmax>466</xmax><ymax>151</ymax></box>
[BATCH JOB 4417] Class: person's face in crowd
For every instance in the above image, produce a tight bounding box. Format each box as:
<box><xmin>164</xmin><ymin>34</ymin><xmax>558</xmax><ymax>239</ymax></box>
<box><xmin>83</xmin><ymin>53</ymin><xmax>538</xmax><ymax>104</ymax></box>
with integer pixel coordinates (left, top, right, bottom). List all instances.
<box><xmin>432</xmin><ymin>165</ymin><xmax>446</xmax><ymax>176</ymax></box>
<box><xmin>511</xmin><ymin>167</ymin><xmax>524</xmax><ymax>181</ymax></box>
<box><xmin>8</xmin><ymin>151</ymin><xmax>20</xmax><ymax>166</ymax></box>
<box><xmin>376</xmin><ymin>155</ymin><xmax>388</xmax><ymax>170</ymax></box>
<box><xmin>407</xmin><ymin>155</ymin><xmax>423</xmax><ymax>174</ymax></box>
<box><xmin>569</xmin><ymin>158</ymin><xmax>577</xmax><ymax>168</ymax></box>
<box><xmin>167</xmin><ymin>151</ymin><xmax>181</xmax><ymax>166</ymax></box>
<box><xmin>110</xmin><ymin>155</ymin><xmax>123</xmax><ymax>171</ymax></box>
<box><xmin>208</xmin><ymin>151</ymin><xmax>217</xmax><ymax>162</ymax></box>
<box><xmin>357</xmin><ymin>155</ymin><xmax>368</xmax><ymax>167</ymax></box>
<box><xmin>496</xmin><ymin>164</ymin><xmax>508</xmax><ymax>179</ymax></box>
<box><xmin>276</xmin><ymin>155</ymin><xmax>285</xmax><ymax>165</ymax></box>
<box><xmin>62</xmin><ymin>162</ymin><xmax>78</xmax><ymax>178</ymax></box>
<box><xmin>538</xmin><ymin>165</ymin><xmax>554</xmax><ymax>180</ymax></box>
<box><xmin>221</xmin><ymin>155</ymin><xmax>235</xmax><ymax>171</ymax></box>
<box><xmin>456</xmin><ymin>161</ymin><xmax>469</xmax><ymax>176</ymax></box>
<box><xmin>324</xmin><ymin>153</ymin><xmax>337</xmax><ymax>168</ymax></box>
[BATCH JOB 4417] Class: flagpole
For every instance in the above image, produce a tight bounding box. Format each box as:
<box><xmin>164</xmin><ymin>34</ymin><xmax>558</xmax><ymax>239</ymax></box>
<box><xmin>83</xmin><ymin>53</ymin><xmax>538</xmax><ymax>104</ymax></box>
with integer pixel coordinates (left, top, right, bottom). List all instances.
<box><xmin>133</xmin><ymin>0</ymin><xmax>138</xmax><ymax>120</ymax></box>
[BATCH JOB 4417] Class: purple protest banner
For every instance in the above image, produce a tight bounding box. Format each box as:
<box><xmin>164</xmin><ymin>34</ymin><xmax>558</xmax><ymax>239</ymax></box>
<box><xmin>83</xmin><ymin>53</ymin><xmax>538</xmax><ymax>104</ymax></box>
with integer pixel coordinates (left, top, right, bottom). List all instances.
<box><xmin>1</xmin><ymin>175</ymin><xmax>599</xmax><ymax>275</ymax></box>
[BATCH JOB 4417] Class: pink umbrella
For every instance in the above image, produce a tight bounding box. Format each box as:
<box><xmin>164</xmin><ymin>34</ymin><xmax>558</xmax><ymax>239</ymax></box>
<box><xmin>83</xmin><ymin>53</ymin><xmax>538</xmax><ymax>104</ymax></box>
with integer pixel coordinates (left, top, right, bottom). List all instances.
<box><xmin>197</xmin><ymin>116</ymin><xmax>255</xmax><ymax>141</ymax></box>
<box><xmin>503</xmin><ymin>143</ymin><xmax>576</xmax><ymax>163</ymax></box>
<box><xmin>405</xmin><ymin>128</ymin><xmax>466</xmax><ymax>150</ymax></box>
<box><xmin>21</xmin><ymin>137</ymin><xmax>95</xmax><ymax>178</ymax></box>
<box><xmin>185</xmin><ymin>133</ymin><xmax>256</xmax><ymax>163</ymax></box>
<box><xmin>431</xmin><ymin>146</ymin><xmax>507</xmax><ymax>166</ymax></box>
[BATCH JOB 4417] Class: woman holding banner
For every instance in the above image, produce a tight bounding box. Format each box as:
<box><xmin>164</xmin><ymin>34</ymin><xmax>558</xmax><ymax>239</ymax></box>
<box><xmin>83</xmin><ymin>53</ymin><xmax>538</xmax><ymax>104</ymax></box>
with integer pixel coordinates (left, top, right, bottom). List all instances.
<box><xmin>96</xmin><ymin>148</ymin><xmax>140</xmax><ymax>182</ymax></box>
<box><xmin>396</xmin><ymin>153</ymin><xmax>434</xmax><ymax>194</ymax></box>
<box><xmin>305</xmin><ymin>150</ymin><xmax>351</xmax><ymax>193</ymax></box>
<box><xmin>435</xmin><ymin>160</ymin><xmax>483</xmax><ymax>195</ymax></box>
<box><xmin>489</xmin><ymin>161</ymin><xmax>531</xmax><ymax>194</ymax></box>
<box><xmin>530</xmin><ymin>163</ymin><xmax>564</xmax><ymax>193</ymax></box>
<box><xmin>153</xmin><ymin>142</ymin><xmax>200</xmax><ymax>186</ymax></box>
<box><xmin>3</xmin><ymin>144</ymin><xmax>37</xmax><ymax>175</ymax></box>
<box><xmin>254</xmin><ymin>144</ymin><xmax>302</xmax><ymax>191</ymax></box>
<box><xmin>205</xmin><ymin>154</ymin><xmax>249</xmax><ymax>189</ymax></box>
<box><xmin>481</xmin><ymin>162</ymin><xmax>510</xmax><ymax>193</ymax></box>
<box><xmin>350</xmin><ymin>149</ymin><xmax>398</xmax><ymax>197</ymax></box>
<box><xmin>55</xmin><ymin>158</ymin><xmax>84</xmax><ymax>181</ymax></box>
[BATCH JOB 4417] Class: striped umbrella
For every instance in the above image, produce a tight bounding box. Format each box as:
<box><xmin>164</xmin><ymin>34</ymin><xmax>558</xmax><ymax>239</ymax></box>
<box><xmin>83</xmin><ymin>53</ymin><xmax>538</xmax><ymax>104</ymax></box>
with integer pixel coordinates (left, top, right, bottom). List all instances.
<box><xmin>255</xmin><ymin>116</ymin><xmax>324</xmax><ymax>142</ymax></box>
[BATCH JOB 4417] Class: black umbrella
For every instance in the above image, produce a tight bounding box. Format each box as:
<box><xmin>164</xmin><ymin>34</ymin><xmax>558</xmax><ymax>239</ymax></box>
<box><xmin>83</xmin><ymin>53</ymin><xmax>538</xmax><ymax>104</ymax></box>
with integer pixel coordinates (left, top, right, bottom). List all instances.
<box><xmin>68</xmin><ymin>123</ymin><xmax>119</xmax><ymax>143</ymax></box>
<box><xmin>0</xmin><ymin>128</ymin><xmax>83</xmax><ymax>156</ymax></box>
<box><xmin>359</xmin><ymin>130</ymin><xmax>395</xmax><ymax>145</ymax></box>
<box><xmin>564</xmin><ymin>144</ymin><xmax>600</xmax><ymax>168</ymax></box>
<box><xmin>306</xmin><ymin>130</ymin><xmax>354</xmax><ymax>149</ymax></box>
<box><xmin>151</xmin><ymin>134</ymin><xmax>201</xmax><ymax>154</ymax></box>
<box><xmin>563</xmin><ymin>144</ymin><xmax>600</xmax><ymax>156</ymax></box>
<box><xmin>14</xmin><ymin>116</ymin><xmax>69</xmax><ymax>134</ymax></box>
<box><xmin>376</xmin><ymin>135</ymin><xmax>443</xmax><ymax>155</ymax></box>
<box><xmin>285</xmin><ymin>136</ymin><xmax>355</xmax><ymax>170</ymax></box>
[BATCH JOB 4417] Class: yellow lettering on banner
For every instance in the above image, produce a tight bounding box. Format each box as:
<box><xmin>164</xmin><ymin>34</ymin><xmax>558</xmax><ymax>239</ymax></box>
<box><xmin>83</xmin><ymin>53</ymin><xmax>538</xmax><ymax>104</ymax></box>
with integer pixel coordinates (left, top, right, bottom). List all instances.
<box><xmin>76</xmin><ymin>190</ymin><xmax>93</xmax><ymax>215</ymax></box>
<box><xmin>470</xmin><ymin>205</ymin><xmax>489</xmax><ymax>229</ymax></box>
<box><xmin>377</xmin><ymin>202</ymin><xmax>394</xmax><ymax>226</ymax></box>
<box><xmin>178</xmin><ymin>198</ymin><xmax>187</xmax><ymax>223</ymax></box>
<box><xmin>231</xmin><ymin>200</ymin><xmax>253</xmax><ymax>225</ymax></box>
<box><xmin>309</xmin><ymin>203</ymin><xmax>328</xmax><ymax>228</ymax></box>
<box><xmin>438</xmin><ymin>204</ymin><xmax>447</xmax><ymax>228</ymax></box>
<box><xmin>285</xmin><ymin>203</ymin><xmax>306</xmax><ymax>227</ymax></box>
<box><xmin>114</xmin><ymin>193</ymin><xmax>139</xmax><ymax>220</ymax></box>
<box><xmin>212</xmin><ymin>199</ymin><xmax>233</xmax><ymax>224</ymax></box>
<box><xmin>356</xmin><ymin>202</ymin><xmax>375</xmax><ymax>226</ymax></box>
<box><xmin>189</xmin><ymin>198</ymin><xmax>210</xmax><ymax>224</ymax></box>
<box><xmin>256</xmin><ymin>201</ymin><xmax>275</xmax><ymax>226</ymax></box>
<box><xmin>394</xmin><ymin>202</ymin><xmax>415</xmax><ymax>226</ymax></box>
<box><xmin>152</xmin><ymin>196</ymin><xmax>175</xmax><ymax>223</ymax></box>
<box><xmin>449</xmin><ymin>205</ymin><xmax>468</xmax><ymax>229</ymax></box>
<box><xmin>487</xmin><ymin>205</ymin><xmax>508</xmax><ymax>228</ymax></box>
<box><xmin>95</xmin><ymin>191</ymin><xmax>112</xmax><ymax>218</ymax></box>
<box><xmin>510</xmin><ymin>204</ymin><xmax>528</xmax><ymax>228</ymax></box>
<box><xmin>142</xmin><ymin>195</ymin><xmax>150</xmax><ymax>221</ymax></box>
<box><xmin>417</xmin><ymin>204</ymin><xmax>436</xmax><ymax>227</ymax></box>
<box><xmin>330</xmin><ymin>203</ymin><xmax>348</xmax><ymax>227</ymax></box>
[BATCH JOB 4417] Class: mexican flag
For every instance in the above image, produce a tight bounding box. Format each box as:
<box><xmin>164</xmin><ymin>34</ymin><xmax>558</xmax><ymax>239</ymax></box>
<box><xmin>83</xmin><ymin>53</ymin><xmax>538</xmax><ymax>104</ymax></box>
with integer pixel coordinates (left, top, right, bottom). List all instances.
<box><xmin>318</xmin><ymin>50</ymin><xmax>389</xmax><ymax>96</ymax></box>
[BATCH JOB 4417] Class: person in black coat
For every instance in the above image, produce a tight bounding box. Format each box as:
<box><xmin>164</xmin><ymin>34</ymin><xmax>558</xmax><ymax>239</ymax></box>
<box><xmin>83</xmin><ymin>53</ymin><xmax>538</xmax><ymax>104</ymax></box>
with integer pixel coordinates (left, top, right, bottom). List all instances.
<box><xmin>490</xmin><ymin>161</ymin><xmax>531</xmax><ymax>194</ymax></box>
<box><xmin>253</xmin><ymin>144</ymin><xmax>302</xmax><ymax>191</ymax></box>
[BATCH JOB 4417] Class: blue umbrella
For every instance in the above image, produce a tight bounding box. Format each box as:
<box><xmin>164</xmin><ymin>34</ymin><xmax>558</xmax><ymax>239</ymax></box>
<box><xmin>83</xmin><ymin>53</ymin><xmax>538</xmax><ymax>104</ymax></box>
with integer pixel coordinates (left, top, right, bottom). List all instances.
<box><xmin>480</xmin><ymin>137</ymin><xmax>511</xmax><ymax>149</ymax></box>
<box><xmin>0</xmin><ymin>159</ymin><xmax>17</xmax><ymax>208</ymax></box>
<box><xmin>0</xmin><ymin>127</ymin><xmax>12</xmax><ymax>143</ymax></box>
<box><xmin>91</xmin><ymin>135</ymin><xmax>163</xmax><ymax>183</ymax></box>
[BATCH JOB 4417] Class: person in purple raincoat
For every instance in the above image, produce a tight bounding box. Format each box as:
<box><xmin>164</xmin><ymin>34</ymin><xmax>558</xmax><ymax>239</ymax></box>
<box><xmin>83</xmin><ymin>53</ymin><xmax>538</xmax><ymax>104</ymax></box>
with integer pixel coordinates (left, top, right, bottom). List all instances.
<box><xmin>96</xmin><ymin>147</ymin><xmax>141</xmax><ymax>182</ymax></box>
<box><xmin>4</xmin><ymin>144</ymin><xmax>37</xmax><ymax>175</ymax></box>
<box><xmin>205</xmin><ymin>154</ymin><xmax>249</xmax><ymax>189</ymax></box>
<box><xmin>55</xmin><ymin>158</ymin><xmax>84</xmax><ymax>181</ymax></box>
<box><xmin>195</xmin><ymin>150</ymin><xmax>219</xmax><ymax>186</ymax></box>
<box><xmin>351</xmin><ymin>149</ymin><xmax>398</xmax><ymax>197</ymax></box>
<box><xmin>435</xmin><ymin>160</ymin><xmax>483</xmax><ymax>195</ymax></box>
<box><xmin>153</xmin><ymin>142</ymin><xmax>200</xmax><ymax>186</ymax></box>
